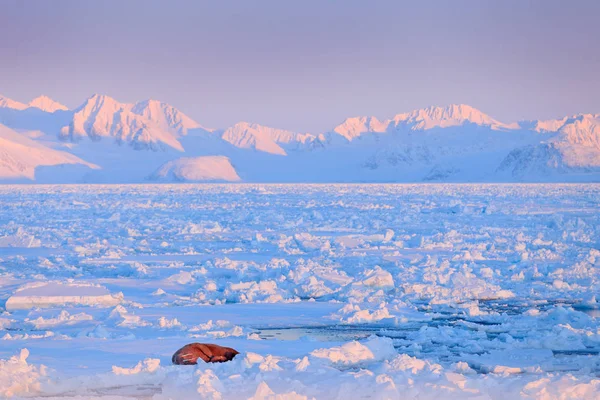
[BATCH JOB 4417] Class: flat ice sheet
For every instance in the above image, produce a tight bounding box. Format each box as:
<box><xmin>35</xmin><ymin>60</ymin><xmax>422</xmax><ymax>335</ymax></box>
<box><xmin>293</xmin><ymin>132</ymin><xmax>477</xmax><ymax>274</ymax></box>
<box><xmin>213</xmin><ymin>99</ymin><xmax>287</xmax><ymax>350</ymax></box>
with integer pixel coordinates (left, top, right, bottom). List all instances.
<box><xmin>5</xmin><ymin>282</ymin><xmax>121</xmax><ymax>311</ymax></box>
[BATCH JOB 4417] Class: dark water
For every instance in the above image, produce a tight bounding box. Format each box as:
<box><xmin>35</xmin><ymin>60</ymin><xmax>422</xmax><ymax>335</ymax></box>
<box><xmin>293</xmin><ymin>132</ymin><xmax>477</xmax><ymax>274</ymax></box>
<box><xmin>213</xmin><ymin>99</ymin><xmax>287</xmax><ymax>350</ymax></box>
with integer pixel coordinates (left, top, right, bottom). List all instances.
<box><xmin>254</xmin><ymin>300</ymin><xmax>600</xmax><ymax>373</ymax></box>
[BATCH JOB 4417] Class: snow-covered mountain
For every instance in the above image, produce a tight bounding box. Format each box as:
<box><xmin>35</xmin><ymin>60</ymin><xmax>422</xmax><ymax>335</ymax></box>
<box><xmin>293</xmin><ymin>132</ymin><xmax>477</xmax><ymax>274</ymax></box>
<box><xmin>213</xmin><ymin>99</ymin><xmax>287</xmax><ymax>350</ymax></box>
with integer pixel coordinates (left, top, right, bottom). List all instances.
<box><xmin>324</xmin><ymin>105</ymin><xmax>531</xmax><ymax>181</ymax></box>
<box><xmin>0</xmin><ymin>94</ymin><xmax>68</xmax><ymax>113</ymax></box>
<box><xmin>0</xmin><ymin>94</ymin><xmax>598</xmax><ymax>182</ymax></box>
<box><xmin>496</xmin><ymin>114</ymin><xmax>600</xmax><ymax>180</ymax></box>
<box><xmin>331</xmin><ymin>104</ymin><xmax>517</xmax><ymax>142</ymax></box>
<box><xmin>220</xmin><ymin>122</ymin><xmax>319</xmax><ymax>155</ymax></box>
<box><xmin>28</xmin><ymin>95</ymin><xmax>68</xmax><ymax>113</ymax></box>
<box><xmin>543</xmin><ymin>114</ymin><xmax>600</xmax><ymax>151</ymax></box>
<box><xmin>0</xmin><ymin>94</ymin><xmax>27</xmax><ymax>110</ymax></box>
<box><xmin>0</xmin><ymin>123</ymin><xmax>97</xmax><ymax>181</ymax></box>
<box><xmin>131</xmin><ymin>99</ymin><xmax>206</xmax><ymax>136</ymax></box>
<box><xmin>321</xmin><ymin>105</ymin><xmax>600</xmax><ymax>182</ymax></box>
<box><xmin>59</xmin><ymin>94</ymin><xmax>184</xmax><ymax>151</ymax></box>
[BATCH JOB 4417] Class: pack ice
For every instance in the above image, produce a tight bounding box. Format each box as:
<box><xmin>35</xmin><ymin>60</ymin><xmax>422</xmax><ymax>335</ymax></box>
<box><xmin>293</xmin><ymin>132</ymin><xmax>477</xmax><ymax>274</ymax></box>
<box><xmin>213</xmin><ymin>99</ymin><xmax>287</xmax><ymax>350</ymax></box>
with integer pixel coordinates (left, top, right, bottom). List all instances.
<box><xmin>0</xmin><ymin>184</ymin><xmax>598</xmax><ymax>399</ymax></box>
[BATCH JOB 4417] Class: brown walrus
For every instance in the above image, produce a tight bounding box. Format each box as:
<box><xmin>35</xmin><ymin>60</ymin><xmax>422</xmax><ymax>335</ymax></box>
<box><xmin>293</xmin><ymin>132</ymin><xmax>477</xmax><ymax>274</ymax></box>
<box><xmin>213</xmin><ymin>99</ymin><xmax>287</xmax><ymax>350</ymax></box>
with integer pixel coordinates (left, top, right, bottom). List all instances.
<box><xmin>172</xmin><ymin>343</ymin><xmax>239</xmax><ymax>365</ymax></box>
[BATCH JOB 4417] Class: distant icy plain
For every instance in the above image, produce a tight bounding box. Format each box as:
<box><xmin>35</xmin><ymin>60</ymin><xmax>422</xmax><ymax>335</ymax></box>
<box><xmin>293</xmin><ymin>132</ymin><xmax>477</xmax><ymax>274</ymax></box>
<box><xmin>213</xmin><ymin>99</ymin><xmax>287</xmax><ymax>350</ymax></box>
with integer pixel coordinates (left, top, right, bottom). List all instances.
<box><xmin>0</xmin><ymin>184</ymin><xmax>599</xmax><ymax>399</ymax></box>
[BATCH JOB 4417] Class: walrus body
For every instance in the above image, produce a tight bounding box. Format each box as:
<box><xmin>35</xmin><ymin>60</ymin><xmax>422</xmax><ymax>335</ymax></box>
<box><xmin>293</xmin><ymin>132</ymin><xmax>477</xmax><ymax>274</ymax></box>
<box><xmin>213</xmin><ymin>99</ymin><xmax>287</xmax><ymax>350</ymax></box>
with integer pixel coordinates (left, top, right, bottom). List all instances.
<box><xmin>172</xmin><ymin>343</ymin><xmax>239</xmax><ymax>365</ymax></box>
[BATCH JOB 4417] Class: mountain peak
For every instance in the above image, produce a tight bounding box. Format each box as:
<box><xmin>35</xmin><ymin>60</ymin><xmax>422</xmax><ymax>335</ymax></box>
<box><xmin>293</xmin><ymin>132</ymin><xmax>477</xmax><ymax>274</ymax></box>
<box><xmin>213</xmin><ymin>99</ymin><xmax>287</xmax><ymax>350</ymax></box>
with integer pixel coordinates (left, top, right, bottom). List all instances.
<box><xmin>333</xmin><ymin>116</ymin><xmax>388</xmax><ymax>140</ymax></box>
<box><xmin>221</xmin><ymin>121</ymin><xmax>318</xmax><ymax>155</ymax></box>
<box><xmin>332</xmin><ymin>104</ymin><xmax>515</xmax><ymax>141</ymax></box>
<box><xmin>69</xmin><ymin>95</ymin><xmax>125</xmax><ymax>123</ymax></box>
<box><xmin>85</xmin><ymin>93</ymin><xmax>119</xmax><ymax>104</ymax></box>
<box><xmin>131</xmin><ymin>99</ymin><xmax>202</xmax><ymax>136</ymax></box>
<box><xmin>133</xmin><ymin>99</ymin><xmax>166</xmax><ymax>110</ymax></box>
<box><xmin>63</xmin><ymin>94</ymin><xmax>184</xmax><ymax>152</ymax></box>
<box><xmin>0</xmin><ymin>94</ymin><xmax>27</xmax><ymax>110</ymax></box>
<box><xmin>28</xmin><ymin>95</ymin><xmax>68</xmax><ymax>112</ymax></box>
<box><xmin>231</xmin><ymin>121</ymin><xmax>260</xmax><ymax>130</ymax></box>
<box><xmin>393</xmin><ymin>104</ymin><xmax>504</xmax><ymax>129</ymax></box>
<box><xmin>222</xmin><ymin>122</ymin><xmax>288</xmax><ymax>155</ymax></box>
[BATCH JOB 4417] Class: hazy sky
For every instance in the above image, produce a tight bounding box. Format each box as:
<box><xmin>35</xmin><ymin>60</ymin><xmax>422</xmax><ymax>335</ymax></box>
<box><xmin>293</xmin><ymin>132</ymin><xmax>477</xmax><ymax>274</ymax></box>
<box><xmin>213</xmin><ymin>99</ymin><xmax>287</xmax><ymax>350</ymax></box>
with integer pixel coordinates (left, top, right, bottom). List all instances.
<box><xmin>1</xmin><ymin>0</ymin><xmax>599</xmax><ymax>132</ymax></box>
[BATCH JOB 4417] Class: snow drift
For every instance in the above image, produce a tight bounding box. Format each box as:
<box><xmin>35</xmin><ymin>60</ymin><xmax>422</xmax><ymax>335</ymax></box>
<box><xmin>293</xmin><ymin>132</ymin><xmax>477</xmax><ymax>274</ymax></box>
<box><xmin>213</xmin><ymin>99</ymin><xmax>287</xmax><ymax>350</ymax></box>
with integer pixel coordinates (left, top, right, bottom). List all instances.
<box><xmin>149</xmin><ymin>156</ymin><xmax>241</xmax><ymax>182</ymax></box>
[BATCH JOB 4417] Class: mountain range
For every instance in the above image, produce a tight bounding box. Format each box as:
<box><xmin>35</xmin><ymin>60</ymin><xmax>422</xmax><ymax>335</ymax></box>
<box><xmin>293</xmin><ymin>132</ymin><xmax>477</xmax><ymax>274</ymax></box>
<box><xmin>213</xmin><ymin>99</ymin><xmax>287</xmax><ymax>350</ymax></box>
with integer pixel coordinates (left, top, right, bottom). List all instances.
<box><xmin>0</xmin><ymin>93</ymin><xmax>598</xmax><ymax>183</ymax></box>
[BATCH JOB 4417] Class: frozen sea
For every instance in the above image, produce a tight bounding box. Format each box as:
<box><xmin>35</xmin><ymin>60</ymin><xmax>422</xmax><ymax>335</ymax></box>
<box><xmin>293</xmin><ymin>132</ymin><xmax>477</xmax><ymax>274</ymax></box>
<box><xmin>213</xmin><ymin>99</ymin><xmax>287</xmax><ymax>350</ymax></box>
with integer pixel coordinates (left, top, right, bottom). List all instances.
<box><xmin>0</xmin><ymin>184</ymin><xmax>599</xmax><ymax>399</ymax></box>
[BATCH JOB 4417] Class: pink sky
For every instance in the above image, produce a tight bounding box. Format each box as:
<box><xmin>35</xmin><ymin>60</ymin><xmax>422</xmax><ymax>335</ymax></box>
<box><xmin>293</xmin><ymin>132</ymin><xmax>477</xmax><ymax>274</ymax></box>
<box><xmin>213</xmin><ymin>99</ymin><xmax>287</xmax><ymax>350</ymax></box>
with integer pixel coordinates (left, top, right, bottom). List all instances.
<box><xmin>1</xmin><ymin>0</ymin><xmax>599</xmax><ymax>132</ymax></box>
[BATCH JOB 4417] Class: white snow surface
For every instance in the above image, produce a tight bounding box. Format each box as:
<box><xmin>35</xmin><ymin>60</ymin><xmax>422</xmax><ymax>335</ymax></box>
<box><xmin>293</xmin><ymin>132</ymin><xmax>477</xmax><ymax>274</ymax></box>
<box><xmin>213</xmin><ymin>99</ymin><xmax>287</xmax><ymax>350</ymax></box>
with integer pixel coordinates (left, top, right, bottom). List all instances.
<box><xmin>0</xmin><ymin>183</ymin><xmax>599</xmax><ymax>399</ymax></box>
<box><xmin>5</xmin><ymin>282</ymin><xmax>122</xmax><ymax>311</ymax></box>
<box><xmin>150</xmin><ymin>156</ymin><xmax>241</xmax><ymax>182</ymax></box>
<box><xmin>0</xmin><ymin>123</ymin><xmax>98</xmax><ymax>181</ymax></box>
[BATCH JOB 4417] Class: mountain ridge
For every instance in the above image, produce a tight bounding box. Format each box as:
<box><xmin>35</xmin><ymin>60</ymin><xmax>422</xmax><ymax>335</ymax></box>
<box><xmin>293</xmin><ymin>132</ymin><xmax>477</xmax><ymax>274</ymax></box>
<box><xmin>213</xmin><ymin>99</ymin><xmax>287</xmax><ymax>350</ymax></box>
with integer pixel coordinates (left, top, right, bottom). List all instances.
<box><xmin>0</xmin><ymin>93</ymin><xmax>598</xmax><ymax>182</ymax></box>
<box><xmin>331</xmin><ymin>104</ymin><xmax>519</xmax><ymax>142</ymax></box>
<box><xmin>59</xmin><ymin>94</ymin><xmax>185</xmax><ymax>151</ymax></box>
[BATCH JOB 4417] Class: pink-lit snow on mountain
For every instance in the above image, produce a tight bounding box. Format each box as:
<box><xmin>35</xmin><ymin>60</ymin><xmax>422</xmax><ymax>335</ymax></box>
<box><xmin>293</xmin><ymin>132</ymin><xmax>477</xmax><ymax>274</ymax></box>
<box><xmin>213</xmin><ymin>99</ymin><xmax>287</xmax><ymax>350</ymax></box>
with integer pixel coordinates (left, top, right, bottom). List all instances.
<box><xmin>59</xmin><ymin>94</ymin><xmax>184</xmax><ymax>151</ymax></box>
<box><xmin>28</xmin><ymin>95</ymin><xmax>69</xmax><ymax>112</ymax></box>
<box><xmin>0</xmin><ymin>94</ymin><xmax>27</xmax><ymax>110</ymax></box>
<box><xmin>333</xmin><ymin>104</ymin><xmax>517</xmax><ymax>141</ymax></box>
<box><xmin>131</xmin><ymin>99</ymin><xmax>206</xmax><ymax>136</ymax></box>
<box><xmin>221</xmin><ymin>122</ymin><xmax>317</xmax><ymax>155</ymax></box>
<box><xmin>0</xmin><ymin>123</ymin><xmax>98</xmax><ymax>180</ymax></box>
<box><xmin>0</xmin><ymin>93</ymin><xmax>598</xmax><ymax>182</ymax></box>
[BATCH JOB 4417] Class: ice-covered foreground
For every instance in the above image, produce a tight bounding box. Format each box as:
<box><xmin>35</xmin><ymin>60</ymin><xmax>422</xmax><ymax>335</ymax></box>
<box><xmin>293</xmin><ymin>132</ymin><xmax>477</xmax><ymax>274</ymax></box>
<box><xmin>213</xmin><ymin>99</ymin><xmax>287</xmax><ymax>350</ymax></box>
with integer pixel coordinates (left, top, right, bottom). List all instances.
<box><xmin>0</xmin><ymin>184</ymin><xmax>599</xmax><ymax>399</ymax></box>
